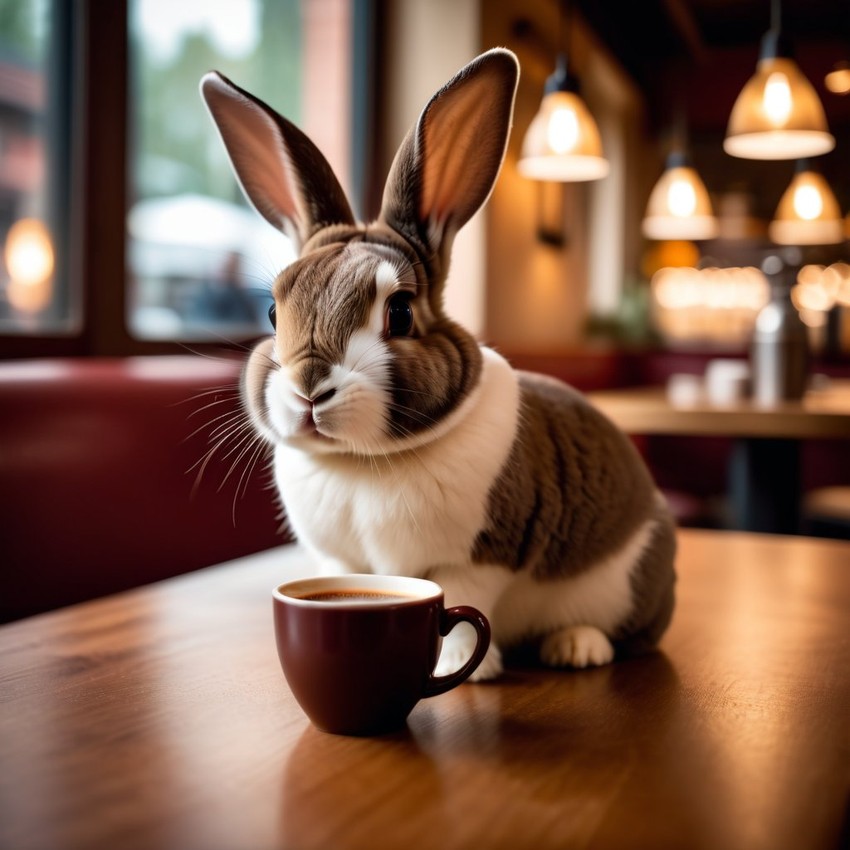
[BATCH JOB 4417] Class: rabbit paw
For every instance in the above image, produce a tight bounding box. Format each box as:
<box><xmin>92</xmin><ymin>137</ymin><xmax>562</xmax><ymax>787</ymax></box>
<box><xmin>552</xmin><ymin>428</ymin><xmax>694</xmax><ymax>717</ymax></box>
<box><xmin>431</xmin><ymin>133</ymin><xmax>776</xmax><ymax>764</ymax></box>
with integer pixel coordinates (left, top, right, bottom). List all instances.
<box><xmin>468</xmin><ymin>644</ymin><xmax>503</xmax><ymax>682</ymax></box>
<box><xmin>540</xmin><ymin>625</ymin><xmax>614</xmax><ymax>669</ymax></box>
<box><xmin>435</xmin><ymin>631</ymin><xmax>503</xmax><ymax>681</ymax></box>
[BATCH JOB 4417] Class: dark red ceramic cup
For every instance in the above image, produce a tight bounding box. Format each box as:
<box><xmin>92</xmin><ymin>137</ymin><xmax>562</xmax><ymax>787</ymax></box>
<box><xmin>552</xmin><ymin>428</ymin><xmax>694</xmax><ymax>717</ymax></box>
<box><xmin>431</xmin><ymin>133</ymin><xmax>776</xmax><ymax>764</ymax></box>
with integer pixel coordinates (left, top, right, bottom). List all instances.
<box><xmin>273</xmin><ymin>574</ymin><xmax>491</xmax><ymax>736</ymax></box>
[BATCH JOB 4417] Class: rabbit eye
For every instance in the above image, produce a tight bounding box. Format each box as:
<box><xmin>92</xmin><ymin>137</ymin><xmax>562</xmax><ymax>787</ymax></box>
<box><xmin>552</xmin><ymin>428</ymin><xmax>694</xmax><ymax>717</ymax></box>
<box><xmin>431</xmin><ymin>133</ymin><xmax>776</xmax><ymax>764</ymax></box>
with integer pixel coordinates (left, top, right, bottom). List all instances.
<box><xmin>268</xmin><ymin>303</ymin><xmax>277</xmax><ymax>330</ymax></box>
<box><xmin>385</xmin><ymin>293</ymin><xmax>414</xmax><ymax>338</ymax></box>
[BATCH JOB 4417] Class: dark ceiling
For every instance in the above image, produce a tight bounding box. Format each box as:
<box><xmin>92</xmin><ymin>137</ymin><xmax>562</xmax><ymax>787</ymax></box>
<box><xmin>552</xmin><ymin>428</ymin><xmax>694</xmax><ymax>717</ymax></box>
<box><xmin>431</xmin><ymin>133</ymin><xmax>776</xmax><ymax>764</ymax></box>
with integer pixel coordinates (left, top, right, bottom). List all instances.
<box><xmin>506</xmin><ymin>0</ymin><xmax>850</xmax><ymax>215</ymax></box>
<box><xmin>574</xmin><ymin>0</ymin><xmax>850</xmax><ymax>135</ymax></box>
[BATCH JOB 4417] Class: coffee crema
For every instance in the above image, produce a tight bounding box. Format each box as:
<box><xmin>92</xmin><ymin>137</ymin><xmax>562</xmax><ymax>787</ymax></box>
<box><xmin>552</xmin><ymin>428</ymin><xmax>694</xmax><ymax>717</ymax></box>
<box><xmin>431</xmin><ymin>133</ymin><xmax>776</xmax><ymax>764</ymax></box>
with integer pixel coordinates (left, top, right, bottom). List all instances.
<box><xmin>299</xmin><ymin>589</ymin><xmax>416</xmax><ymax>603</ymax></box>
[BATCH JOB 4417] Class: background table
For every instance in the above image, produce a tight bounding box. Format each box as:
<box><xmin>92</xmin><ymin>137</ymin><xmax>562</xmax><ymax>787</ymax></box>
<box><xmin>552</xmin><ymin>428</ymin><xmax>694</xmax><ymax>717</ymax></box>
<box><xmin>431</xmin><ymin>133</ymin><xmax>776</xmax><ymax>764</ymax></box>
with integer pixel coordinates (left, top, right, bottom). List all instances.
<box><xmin>588</xmin><ymin>380</ymin><xmax>850</xmax><ymax>533</ymax></box>
<box><xmin>2</xmin><ymin>532</ymin><xmax>849</xmax><ymax>850</ymax></box>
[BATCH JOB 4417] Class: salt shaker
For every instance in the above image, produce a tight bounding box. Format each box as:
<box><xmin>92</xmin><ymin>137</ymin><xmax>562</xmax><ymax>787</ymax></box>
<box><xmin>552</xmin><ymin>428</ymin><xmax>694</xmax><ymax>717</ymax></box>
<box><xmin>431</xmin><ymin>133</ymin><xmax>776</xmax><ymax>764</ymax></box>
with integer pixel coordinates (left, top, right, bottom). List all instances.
<box><xmin>750</xmin><ymin>255</ymin><xmax>809</xmax><ymax>406</ymax></box>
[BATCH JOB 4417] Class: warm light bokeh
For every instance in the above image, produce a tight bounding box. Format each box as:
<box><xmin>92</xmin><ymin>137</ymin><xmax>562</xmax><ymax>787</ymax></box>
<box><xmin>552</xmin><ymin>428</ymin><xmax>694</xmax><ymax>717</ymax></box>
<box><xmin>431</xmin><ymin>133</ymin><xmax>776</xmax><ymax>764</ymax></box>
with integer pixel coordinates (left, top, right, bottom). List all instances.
<box><xmin>5</xmin><ymin>218</ymin><xmax>54</xmax><ymax>286</ymax></box>
<box><xmin>653</xmin><ymin>262</ymin><xmax>850</xmax><ymax>344</ymax></box>
<box><xmin>824</xmin><ymin>63</ymin><xmax>850</xmax><ymax>95</ymax></box>
<box><xmin>4</xmin><ymin>218</ymin><xmax>55</xmax><ymax>313</ymax></box>
<box><xmin>792</xmin><ymin>262</ymin><xmax>850</xmax><ymax>327</ymax></box>
<box><xmin>668</xmin><ymin>178</ymin><xmax>697</xmax><ymax>217</ymax></box>
<box><xmin>651</xmin><ymin>266</ymin><xmax>770</xmax><ymax>346</ymax></box>
<box><xmin>547</xmin><ymin>106</ymin><xmax>580</xmax><ymax>154</ymax></box>
<box><xmin>792</xmin><ymin>184</ymin><xmax>822</xmax><ymax>220</ymax></box>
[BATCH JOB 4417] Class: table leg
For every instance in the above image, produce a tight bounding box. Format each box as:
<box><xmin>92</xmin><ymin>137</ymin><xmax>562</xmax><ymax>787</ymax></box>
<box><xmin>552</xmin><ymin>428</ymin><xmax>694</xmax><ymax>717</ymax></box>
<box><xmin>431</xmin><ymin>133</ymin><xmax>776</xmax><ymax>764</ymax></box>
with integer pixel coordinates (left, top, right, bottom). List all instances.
<box><xmin>728</xmin><ymin>438</ymin><xmax>801</xmax><ymax>534</ymax></box>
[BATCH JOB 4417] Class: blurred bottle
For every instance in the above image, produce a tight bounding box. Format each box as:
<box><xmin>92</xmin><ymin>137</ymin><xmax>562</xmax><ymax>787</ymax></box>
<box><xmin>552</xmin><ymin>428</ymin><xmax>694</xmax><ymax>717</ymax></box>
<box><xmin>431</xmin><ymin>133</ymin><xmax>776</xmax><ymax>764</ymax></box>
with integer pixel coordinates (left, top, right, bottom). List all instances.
<box><xmin>751</xmin><ymin>254</ymin><xmax>809</xmax><ymax>405</ymax></box>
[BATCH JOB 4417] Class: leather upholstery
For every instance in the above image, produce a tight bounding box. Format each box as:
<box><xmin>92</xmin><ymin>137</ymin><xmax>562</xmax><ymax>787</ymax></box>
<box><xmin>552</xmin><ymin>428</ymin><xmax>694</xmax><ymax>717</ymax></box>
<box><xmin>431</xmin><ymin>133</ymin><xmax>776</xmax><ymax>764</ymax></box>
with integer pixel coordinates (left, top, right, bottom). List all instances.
<box><xmin>0</xmin><ymin>356</ymin><xmax>289</xmax><ymax>622</ymax></box>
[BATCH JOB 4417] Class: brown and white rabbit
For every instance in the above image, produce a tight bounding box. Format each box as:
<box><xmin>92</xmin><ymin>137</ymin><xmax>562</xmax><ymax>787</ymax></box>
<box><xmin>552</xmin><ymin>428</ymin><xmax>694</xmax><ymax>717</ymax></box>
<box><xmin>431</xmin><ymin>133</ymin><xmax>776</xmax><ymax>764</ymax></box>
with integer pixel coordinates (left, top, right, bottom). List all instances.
<box><xmin>201</xmin><ymin>48</ymin><xmax>675</xmax><ymax>680</ymax></box>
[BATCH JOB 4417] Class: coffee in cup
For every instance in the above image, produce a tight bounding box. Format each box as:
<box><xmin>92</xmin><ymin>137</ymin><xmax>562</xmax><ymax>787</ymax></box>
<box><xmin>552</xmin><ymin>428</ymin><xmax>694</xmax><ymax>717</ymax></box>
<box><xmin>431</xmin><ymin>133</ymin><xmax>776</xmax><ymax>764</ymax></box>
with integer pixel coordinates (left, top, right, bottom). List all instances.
<box><xmin>273</xmin><ymin>574</ymin><xmax>490</xmax><ymax>736</ymax></box>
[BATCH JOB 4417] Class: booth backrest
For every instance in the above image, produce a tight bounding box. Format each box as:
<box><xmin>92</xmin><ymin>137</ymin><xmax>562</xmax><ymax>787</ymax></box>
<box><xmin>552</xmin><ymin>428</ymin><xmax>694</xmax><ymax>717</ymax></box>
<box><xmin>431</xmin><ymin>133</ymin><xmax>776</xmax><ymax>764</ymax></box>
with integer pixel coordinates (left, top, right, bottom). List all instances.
<box><xmin>0</xmin><ymin>356</ymin><xmax>288</xmax><ymax>622</ymax></box>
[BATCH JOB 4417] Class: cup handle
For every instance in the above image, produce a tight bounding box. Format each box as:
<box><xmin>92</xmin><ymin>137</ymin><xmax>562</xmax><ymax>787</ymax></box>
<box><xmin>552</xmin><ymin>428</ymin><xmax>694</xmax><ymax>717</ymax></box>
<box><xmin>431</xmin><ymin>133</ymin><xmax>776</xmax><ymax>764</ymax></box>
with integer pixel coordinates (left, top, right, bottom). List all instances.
<box><xmin>423</xmin><ymin>605</ymin><xmax>491</xmax><ymax>697</ymax></box>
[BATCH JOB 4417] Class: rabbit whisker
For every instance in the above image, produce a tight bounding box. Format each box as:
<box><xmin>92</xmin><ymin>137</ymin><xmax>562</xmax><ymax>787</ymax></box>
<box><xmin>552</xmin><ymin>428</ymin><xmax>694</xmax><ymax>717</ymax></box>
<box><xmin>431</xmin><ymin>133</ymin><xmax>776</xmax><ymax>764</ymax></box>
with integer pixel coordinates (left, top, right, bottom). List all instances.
<box><xmin>187</xmin><ymin>413</ymin><xmax>243</xmax><ymax>474</ymax></box>
<box><xmin>228</xmin><ymin>434</ymin><xmax>268</xmax><ymax>524</ymax></box>
<box><xmin>188</xmin><ymin>406</ymin><xmax>255</xmax><ymax>501</ymax></box>
<box><xmin>216</xmin><ymin>422</ymin><xmax>260</xmax><ymax>477</ymax></box>
<box><xmin>184</xmin><ymin>406</ymin><xmax>247</xmax><ymax>443</ymax></box>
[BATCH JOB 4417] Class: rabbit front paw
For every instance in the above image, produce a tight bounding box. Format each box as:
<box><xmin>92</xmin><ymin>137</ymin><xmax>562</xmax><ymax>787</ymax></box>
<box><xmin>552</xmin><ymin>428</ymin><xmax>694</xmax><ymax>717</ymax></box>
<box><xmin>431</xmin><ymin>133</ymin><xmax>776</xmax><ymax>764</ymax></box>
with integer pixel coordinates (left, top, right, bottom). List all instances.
<box><xmin>467</xmin><ymin>644</ymin><xmax>503</xmax><ymax>682</ymax></box>
<box><xmin>435</xmin><ymin>631</ymin><xmax>503</xmax><ymax>681</ymax></box>
<box><xmin>540</xmin><ymin>625</ymin><xmax>614</xmax><ymax>669</ymax></box>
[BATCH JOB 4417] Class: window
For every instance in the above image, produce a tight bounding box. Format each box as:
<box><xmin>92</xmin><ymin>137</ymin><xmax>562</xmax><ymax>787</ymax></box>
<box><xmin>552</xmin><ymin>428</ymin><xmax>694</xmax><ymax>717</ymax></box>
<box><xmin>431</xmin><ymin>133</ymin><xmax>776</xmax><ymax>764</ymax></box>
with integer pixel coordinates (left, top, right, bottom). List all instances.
<box><xmin>127</xmin><ymin>0</ymin><xmax>300</xmax><ymax>341</ymax></box>
<box><xmin>0</xmin><ymin>0</ymin><xmax>75</xmax><ymax>335</ymax></box>
<box><xmin>0</xmin><ymin>0</ymin><xmax>367</xmax><ymax>355</ymax></box>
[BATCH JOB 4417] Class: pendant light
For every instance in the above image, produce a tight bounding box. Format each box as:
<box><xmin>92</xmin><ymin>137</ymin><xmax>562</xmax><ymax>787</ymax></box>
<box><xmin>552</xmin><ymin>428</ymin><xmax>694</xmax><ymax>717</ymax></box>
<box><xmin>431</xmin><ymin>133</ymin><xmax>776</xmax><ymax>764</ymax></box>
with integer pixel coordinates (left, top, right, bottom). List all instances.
<box><xmin>768</xmin><ymin>160</ymin><xmax>844</xmax><ymax>245</ymax></box>
<box><xmin>724</xmin><ymin>0</ymin><xmax>835</xmax><ymax>160</ymax></box>
<box><xmin>825</xmin><ymin>61</ymin><xmax>850</xmax><ymax>96</ymax></box>
<box><xmin>642</xmin><ymin>149</ymin><xmax>718</xmax><ymax>242</ymax></box>
<box><xmin>518</xmin><ymin>1</ymin><xmax>609</xmax><ymax>182</ymax></box>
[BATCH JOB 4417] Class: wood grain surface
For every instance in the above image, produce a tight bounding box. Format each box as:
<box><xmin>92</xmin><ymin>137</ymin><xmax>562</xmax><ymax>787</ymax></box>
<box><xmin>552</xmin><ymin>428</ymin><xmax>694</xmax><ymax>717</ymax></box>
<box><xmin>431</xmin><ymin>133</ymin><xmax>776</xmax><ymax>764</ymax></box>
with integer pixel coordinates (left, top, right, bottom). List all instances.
<box><xmin>1</xmin><ymin>530</ymin><xmax>849</xmax><ymax>850</ymax></box>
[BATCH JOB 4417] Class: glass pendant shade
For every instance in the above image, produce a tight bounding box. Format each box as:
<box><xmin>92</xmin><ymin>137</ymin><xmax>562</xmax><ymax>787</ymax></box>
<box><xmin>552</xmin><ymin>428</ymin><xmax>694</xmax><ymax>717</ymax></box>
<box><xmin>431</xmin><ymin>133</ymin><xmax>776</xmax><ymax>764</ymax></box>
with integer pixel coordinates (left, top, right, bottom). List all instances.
<box><xmin>519</xmin><ymin>56</ymin><xmax>609</xmax><ymax>182</ymax></box>
<box><xmin>769</xmin><ymin>166</ymin><xmax>844</xmax><ymax>245</ymax></box>
<box><xmin>642</xmin><ymin>154</ymin><xmax>718</xmax><ymax>241</ymax></box>
<box><xmin>724</xmin><ymin>54</ymin><xmax>835</xmax><ymax>160</ymax></box>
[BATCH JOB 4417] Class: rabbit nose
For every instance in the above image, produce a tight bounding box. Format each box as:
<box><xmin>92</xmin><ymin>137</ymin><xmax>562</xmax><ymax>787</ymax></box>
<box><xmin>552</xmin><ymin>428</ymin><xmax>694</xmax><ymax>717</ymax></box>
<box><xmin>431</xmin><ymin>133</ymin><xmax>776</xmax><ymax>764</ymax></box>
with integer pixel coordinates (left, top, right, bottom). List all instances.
<box><xmin>290</xmin><ymin>383</ymin><xmax>336</xmax><ymax>410</ymax></box>
<box><xmin>310</xmin><ymin>387</ymin><xmax>336</xmax><ymax>407</ymax></box>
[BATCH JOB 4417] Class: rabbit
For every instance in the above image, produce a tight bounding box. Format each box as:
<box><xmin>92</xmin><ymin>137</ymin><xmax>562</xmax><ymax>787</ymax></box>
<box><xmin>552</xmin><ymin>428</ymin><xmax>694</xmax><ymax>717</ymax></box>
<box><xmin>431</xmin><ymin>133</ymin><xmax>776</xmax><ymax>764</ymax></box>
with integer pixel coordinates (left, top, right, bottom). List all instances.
<box><xmin>200</xmin><ymin>48</ymin><xmax>676</xmax><ymax>681</ymax></box>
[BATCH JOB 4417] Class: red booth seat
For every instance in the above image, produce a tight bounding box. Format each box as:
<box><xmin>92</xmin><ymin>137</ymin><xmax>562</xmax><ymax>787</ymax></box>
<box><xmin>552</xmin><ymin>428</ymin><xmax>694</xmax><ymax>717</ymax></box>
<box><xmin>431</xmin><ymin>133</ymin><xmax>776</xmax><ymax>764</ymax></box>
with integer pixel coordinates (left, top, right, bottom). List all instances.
<box><xmin>0</xmin><ymin>356</ymin><xmax>289</xmax><ymax>622</ymax></box>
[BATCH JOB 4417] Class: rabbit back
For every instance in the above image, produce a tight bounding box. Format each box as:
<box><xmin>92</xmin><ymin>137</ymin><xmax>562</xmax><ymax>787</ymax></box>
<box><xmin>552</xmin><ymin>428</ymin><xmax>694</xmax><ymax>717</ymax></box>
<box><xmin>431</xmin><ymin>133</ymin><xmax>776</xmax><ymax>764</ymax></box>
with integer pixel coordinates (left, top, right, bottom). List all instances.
<box><xmin>474</xmin><ymin>372</ymin><xmax>663</xmax><ymax>578</ymax></box>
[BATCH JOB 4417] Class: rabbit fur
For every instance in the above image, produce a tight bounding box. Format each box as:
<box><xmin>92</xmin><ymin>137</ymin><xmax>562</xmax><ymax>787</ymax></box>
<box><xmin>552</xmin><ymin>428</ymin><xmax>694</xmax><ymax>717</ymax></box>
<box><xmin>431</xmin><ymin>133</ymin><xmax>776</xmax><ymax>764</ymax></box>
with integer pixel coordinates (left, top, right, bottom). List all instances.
<box><xmin>201</xmin><ymin>48</ymin><xmax>676</xmax><ymax>680</ymax></box>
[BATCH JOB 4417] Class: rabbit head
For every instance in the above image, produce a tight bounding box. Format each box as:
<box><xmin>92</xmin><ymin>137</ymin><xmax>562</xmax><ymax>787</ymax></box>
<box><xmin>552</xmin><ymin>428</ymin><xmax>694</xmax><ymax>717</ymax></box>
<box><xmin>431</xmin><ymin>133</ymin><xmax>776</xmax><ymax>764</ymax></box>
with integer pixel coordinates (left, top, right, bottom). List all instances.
<box><xmin>201</xmin><ymin>50</ymin><xmax>519</xmax><ymax>457</ymax></box>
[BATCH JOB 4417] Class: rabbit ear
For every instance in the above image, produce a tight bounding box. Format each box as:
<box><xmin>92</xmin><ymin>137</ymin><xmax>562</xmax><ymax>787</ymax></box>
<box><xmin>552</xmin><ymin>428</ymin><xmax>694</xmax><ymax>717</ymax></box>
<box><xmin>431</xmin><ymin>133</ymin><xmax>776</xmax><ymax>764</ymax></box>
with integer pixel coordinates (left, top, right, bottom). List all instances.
<box><xmin>200</xmin><ymin>72</ymin><xmax>355</xmax><ymax>252</ymax></box>
<box><xmin>379</xmin><ymin>49</ymin><xmax>518</xmax><ymax>261</ymax></box>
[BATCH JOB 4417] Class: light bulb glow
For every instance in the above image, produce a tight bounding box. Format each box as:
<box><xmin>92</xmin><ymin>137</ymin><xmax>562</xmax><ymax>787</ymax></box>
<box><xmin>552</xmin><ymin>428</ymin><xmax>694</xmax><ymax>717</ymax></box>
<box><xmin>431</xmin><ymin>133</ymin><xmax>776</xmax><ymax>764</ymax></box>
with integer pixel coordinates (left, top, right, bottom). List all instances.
<box><xmin>5</xmin><ymin>218</ymin><xmax>54</xmax><ymax>287</ymax></box>
<box><xmin>763</xmin><ymin>72</ymin><xmax>792</xmax><ymax>125</ymax></box>
<box><xmin>547</xmin><ymin>107</ymin><xmax>579</xmax><ymax>154</ymax></box>
<box><xmin>793</xmin><ymin>185</ymin><xmax>823</xmax><ymax>220</ymax></box>
<box><xmin>667</xmin><ymin>179</ymin><xmax>697</xmax><ymax>217</ymax></box>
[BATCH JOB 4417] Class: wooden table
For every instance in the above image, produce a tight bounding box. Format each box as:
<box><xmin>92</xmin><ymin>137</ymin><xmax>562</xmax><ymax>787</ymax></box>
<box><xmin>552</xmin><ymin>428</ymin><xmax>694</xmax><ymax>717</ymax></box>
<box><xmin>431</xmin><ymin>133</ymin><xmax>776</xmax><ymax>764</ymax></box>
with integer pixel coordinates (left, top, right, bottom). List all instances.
<box><xmin>2</xmin><ymin>532</ymin><xmax>849</xmax><ymax>850</ymax></box>
<box><xmin>588</xmin><ymin>380</ymin><xmax>850</xmax><ymax>533</ymax></box>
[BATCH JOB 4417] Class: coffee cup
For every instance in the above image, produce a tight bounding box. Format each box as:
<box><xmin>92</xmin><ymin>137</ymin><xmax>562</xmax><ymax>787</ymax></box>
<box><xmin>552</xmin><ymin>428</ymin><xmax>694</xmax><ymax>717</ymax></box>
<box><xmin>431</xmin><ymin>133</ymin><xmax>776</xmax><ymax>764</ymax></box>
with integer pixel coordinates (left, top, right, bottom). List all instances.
<box><xmin>273</xmin><ymin>574</ymin><xmax>491</xmax><ymax>736</ymax></box>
